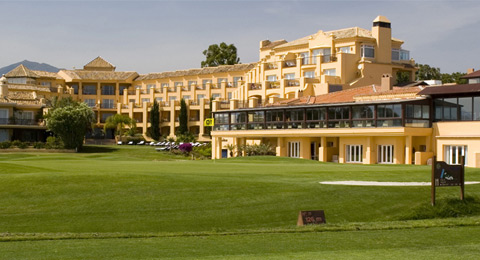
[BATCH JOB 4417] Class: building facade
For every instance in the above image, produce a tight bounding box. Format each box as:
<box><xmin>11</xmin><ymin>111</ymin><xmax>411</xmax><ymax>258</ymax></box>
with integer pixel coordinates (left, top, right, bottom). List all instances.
<box><xmin>1</xmin><ymin>15</ymin><xmax>416</xmax><ymax>143</ymax></box>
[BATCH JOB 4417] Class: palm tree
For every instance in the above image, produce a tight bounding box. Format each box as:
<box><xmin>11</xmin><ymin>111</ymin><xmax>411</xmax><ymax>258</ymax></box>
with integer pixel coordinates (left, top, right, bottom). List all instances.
<box><xmin>104</xmin><ymin>114</ymin><xmax>133</xmax><ymax>140</ymax></box>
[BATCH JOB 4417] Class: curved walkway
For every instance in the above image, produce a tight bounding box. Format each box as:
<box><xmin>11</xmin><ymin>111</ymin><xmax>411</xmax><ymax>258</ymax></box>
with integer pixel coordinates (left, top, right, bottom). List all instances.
<box><xmin>319</xmin><ymin>181</ymin><xmax>480</xmax><ymax>186</ymax></box>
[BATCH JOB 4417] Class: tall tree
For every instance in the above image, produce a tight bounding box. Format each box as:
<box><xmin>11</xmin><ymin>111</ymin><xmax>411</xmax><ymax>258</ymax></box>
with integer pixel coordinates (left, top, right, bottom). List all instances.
<box><xmin>45</xmin><ymin>98</ymin><xmax>95</xmax><ymax>151</ymax></box>
<box><xmin>201</xmin><ymin>42</ymin><xmax>240</xmax><ymax>68</ymax></box>
<box><xmin>149</xmin><ymin>100</ymin><xmax>161</xmax><ymax>140</ymax></box>
<box><xmin>178</xmin><ymin>98</ymin><xmax>188</xmax><ymax>135</ymax></box>
<box><xmin>416</xmin><ymin>63</ymin><xmax>441</xmax><ymax>80</ymax></box>
<box><xmin>103</xmin><ymin>114</ymin><xmax>134</xmax><ymax>138</ymax></box>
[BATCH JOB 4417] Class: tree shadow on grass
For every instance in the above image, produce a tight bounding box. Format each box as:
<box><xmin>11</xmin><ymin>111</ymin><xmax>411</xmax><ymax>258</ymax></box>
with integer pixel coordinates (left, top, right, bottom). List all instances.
<box><xmin>79</xmin><ymin>145</ymin><xmax>118</xmax><ymax>153</ymax></box>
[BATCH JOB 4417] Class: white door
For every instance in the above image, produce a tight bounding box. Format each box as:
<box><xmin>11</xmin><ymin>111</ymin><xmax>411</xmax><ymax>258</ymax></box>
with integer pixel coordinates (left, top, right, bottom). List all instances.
<box><xmin>378</xmin><ymin>145</ymin><xmax>394</xmax><ymax>164</ymax></box>
<box><xmin>346</xmin><ymin>145</ymin><xmax>363</xmax><ymax>163</ymax></box>
<box><xmin>445</xmin><ymin>145</ymin><xmax>468</xmax><ymax>165</ymax></box>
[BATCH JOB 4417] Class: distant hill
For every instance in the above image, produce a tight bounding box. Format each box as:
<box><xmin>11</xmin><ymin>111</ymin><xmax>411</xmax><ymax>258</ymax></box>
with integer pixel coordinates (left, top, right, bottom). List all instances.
<box><xmin>0</xmin><ymin>60</ymin><xmax>60</xmax><ymax>76</ymax></box>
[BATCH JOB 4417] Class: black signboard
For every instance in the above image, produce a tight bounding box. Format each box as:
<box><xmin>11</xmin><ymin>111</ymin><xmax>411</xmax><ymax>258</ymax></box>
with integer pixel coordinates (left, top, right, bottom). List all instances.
<box><xmin>434</xmin><ymin>161</ymin><xmax>463</xmax><ymax>187</ymax></box>
<box><xmin>431</xmin><ymin>156</ymin><xmax>465</xmax><ymax>206</ymax></box>
<box><xmin>297</xmin><ymin>210</ymin><xmax>326</xmax><ymax>226</ymax></box>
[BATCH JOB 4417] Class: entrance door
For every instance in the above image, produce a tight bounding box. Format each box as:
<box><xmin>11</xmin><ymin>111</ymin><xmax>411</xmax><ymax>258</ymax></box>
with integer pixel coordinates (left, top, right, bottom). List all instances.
<box><xmin>346</xmin><ymin>145</ymin><xmax>363</xmax><ymax>163</ymax></box>
<box><xmin>221</xmin><ymin>149</ymin><xmax>228</xmax><ymax>158</ymax></box>
<box><xmin>378</xmin><ymin>145</ymin><xmax>394</xmax><ymax>164</ymax></box>
<box><xmin>310</xmin><ymin>142</ymin><xmax>317</xmax><ymax>160</ymax></box>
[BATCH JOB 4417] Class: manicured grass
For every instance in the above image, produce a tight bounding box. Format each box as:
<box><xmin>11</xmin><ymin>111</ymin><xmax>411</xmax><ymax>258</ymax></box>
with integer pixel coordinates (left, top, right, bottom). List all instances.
<box><xmin>1</xmin><ymin>145</ymin><xmax>480</xmax><ymax>258</ymax></box>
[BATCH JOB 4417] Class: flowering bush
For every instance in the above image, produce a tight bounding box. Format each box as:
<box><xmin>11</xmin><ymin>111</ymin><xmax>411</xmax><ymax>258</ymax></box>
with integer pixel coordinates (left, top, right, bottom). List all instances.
<box><xmin>179</xmin><ymin>143</ymin><xmax>193</xmax><ymax>154</ymax></box>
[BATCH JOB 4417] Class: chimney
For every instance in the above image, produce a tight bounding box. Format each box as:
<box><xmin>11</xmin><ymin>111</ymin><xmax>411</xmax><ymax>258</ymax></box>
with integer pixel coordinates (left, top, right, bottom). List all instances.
<box><xmin>381</xmin><ymin>74</ymin><xmax>393</xmax><ymax>92</ymax></box>
<box><xmin>372</xmin><ymin>15</ymin><xmax>392</xmax><ymax>64</ymax></box>
<box><xmin>260</xmin><ymin>40</ymin><xmax>271</xmax><ymax>49</ymax></box>
<box><xmin>467</xmin><ymin>68</ymin><xmax>475</xmax><ymax>74</ymax></box>
<box><xmin>0</xmin><ymin>74</ymin><xmax>8</xmax><ymax>98</ymax></box>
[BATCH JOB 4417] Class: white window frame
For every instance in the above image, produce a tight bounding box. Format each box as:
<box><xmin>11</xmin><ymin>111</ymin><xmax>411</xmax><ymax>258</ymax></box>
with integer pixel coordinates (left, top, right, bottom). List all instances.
<box><xmin>284</xmin><ymin>73</ymin><xmax>295</xmax><ymax>80</ymax></box>
<box><xmin>304</xmin><ymin>71</ymin><xmax>315</xmax><ymax>78</ymax></box>
<box><xmin>361</xmin><ymin>45</ymin><xmax>375</xmax><ymax>58</ymax></box>
<box><xmin>444</xmin><ymin>145</ymin><xmax>468</xmax><ymax>165</ymax></box>
<box><xmin>288</xmin><ymin>142</ymin><xmax>300</xmax><ymax>158</ymax></box>
<box><xmin>378</xmin><ymin>145</ymin><xmax>394</xmax><ymax>164</ymax></box>
<box><xmin>346</xmin><ymin>145</ymin><xmax>363</xmax><ymax>163</ymax></box>
<box><xmin>323</xmin><ymin>69</ymin><xmax>336</xmax><ymax>76</ymax></box>
<box><xmin>266</xmin><ymin>75</ymin><xmax>277</xmax><ymax>82</ymax></box>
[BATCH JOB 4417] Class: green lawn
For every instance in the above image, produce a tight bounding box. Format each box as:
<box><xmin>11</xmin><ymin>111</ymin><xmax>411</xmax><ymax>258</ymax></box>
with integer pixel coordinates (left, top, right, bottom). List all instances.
<box><xmin>1</xmin><ymin>145</ymin><xmax>479</xmax><ymax>259</ymax></box>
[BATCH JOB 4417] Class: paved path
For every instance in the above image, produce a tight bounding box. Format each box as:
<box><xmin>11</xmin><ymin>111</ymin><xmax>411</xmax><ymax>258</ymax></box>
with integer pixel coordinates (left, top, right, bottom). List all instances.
<box><xmin>319</xmin><ymin>181</ymin><xmax>480</xmax><ymax>186</ymax></box>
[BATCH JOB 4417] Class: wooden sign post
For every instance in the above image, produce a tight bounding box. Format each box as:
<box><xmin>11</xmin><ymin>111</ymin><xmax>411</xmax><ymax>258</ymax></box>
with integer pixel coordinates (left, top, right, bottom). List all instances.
<box><xmin>431</xmin><ymin>156</ymin><xmax>465</xmax><ymax>206</ymax></box>
<box><xmin>297</xmin><ymin>210</ymin><xmax>326</xmax><ymax>226</ymax></box>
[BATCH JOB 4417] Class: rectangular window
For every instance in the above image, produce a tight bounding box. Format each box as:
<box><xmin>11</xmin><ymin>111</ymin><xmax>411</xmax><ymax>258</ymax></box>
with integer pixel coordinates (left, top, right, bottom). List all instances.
<box><xmin>183</xmin><ymin>95</ymin><xmax>191</xmax><ymax>100</ymax></box>
<box><xmin>338</xmin><ymin>46</ymin><xmax>351</xmax><ymax>53</ymax></box>
<box><xmin>101</xmin><ymin>85</ymin><xmax>115</xmax><ymax>95</ymax></box>
<box><xmin>101</xmin><ymin>113</ymin><xmax>115</xmax><ymax>123</ymax></box>
<box><xmin>300</xmin><ymin>52</ymin><xmax>310</xmax><ymax>65</ymax></box>
<box><xmin>174</xmin><ymin>82</ymin><xmax>183</xmax><ymax>87</ymax></box>
<box><xmin>352</xmin><ymin>105</ymin><xmax>374</xmax><ymax>127</ymax></box>
<box><xmin>70</xmin><ymin>84</ymin><xmax>79</xmax><ymax>94</ymax></box>
<box><xmin>284</xmin><ymin>73</ymin><xmax>295</xmax><ymax>80</ymax></box>
<box><xmin>202</xmin><ymin>79</ymin><xmax>212</xmax><ymax>89</ymax></box>
<box><xmin>155</xmin><ymin>97</ymin><xmax>163</xmax><ymax>102</ymax></box>
<box><xmin>304</xmin><ymin>71</ymin><xmax>315</xmax><ymax>78</ymax></box>
<box><xmin>188</xmin><ymin>81</ymin><xmax>197</xmax><ymax>88</ymax></box>
<box><xmin>233</xmin><ymin>77</ymin><xmax>242</xmax><ymax>87</ymax></box>
<box><xmin>213</xmin><ymin>113</ymin><xmax>229</xmax><ymax>131</ymax></box>
<box><xmin>102</xmin><ymin>99</ymin><xmax>114</xmax><ymax>109</ymax></box>
<box><xmin>0</xmin><ymin>109</ymin><xmax>9</xmax><ymax>122</ymax></box>
<box><xmin>0</xmin><ymin>129</ymin><xmax>8</xmax><ymax>142</ymax></box>
<box><xmin>230</xmin><ymin>112</ymin><xmax>246</xmax><ymax>130</ymax></box>
<box><xmin>119</xmin><ymin>85</ymin><xmax>129</xmax><ymax>95</ymax></box>
<box><xmin>474</xmin><ymin>97</ymin><xmax>480</xmax><ymax>120</ymax></box>
<box><xmin>306</xmin><ymin>108</ymin><xmax>326</xmax><ymax>128</ymax></box>
<box><xmin>288</xmin><ymin>142</ymin><xmax>300</xmax><ymax>158</ymax></box>
<box><xmin>392</xmin><ymin>48</ymin><xmax>410</xmax><ymax>61</ymax></box>
<box><xmin>83</xmin><ymin>85</ymin><xmax>96</xmax><ymax>95</ymax></box>
<box><xmin>378</xmin><ymin>145</ymin><xmax>394</xmax><ymax>164</ymax></box>
<box><xmin>141</xmin><ymin>98</ymin><xmax>150</xmax><ymax>103</ymax></box>
<box><xmin>323</xmin><ymin>69</ymin><xmax>336</xmax><ymax>76</ymax></box>
<box><xmin>444</xmin><ymin>145</ymin><xmax>468</xmax><ymax>165</ymax></box>
<box><xmin>169</xmin><ymin>97</ymin><xmax>177</xmax><ymax>101</ymax></box>
<box><xmin>161</xmin><ymin>83</ymin><xmax>169</xmax><ymax>88</ymax></box>
<box><xmin>197</xmin><ymin>94</ymin><xmax>205</xmax><ymax>100</ymax></box>
<box><xmin>212</xmin><ymin>93</ymin><xmax>221</xmax><ymax>99</ymax></box>
<box><xmin>328</xmin><ymin>107</ymin><xmax>350</xmax><ymax>128</ymax></box>
<box><xmin>217</xmin><ymin>78</ymin><xmax>228</xmax><ymax>87</ymax></box>
<box><xmin>228</xmin><ymin>92</ymin><xmax>233</xmax><ymax>100</ymax></box>
<box><xmin>84</xmin><ymin>99</ymin><xmax>96</xmax><ymax>107</ymax></box>
<box><xmin>458</xmin><ymin>97</ymin><xmax>473</xmax><ymax>120</ymax></box>
<box><xmin>266</xmin><ymin>75</ymin><xmax>277</xmax><ymax>82</ymax></box>
<box><xmin>40</xmin><ymin>81</ymin><xmax>51</xmax><ymax>87</ymax></box>
<box><xmin>346</xmin><ymin>145</ymin><xmax>363</xmax><ymax>163</ymax></box>
<box><xmin>247</xmin><ymin>111</ymin><xmax>265</xmax><ymax>130</ymax></box>
<box><xmin>147</xmin><ymin>84</ymin><xmax>155</xmax><ymax>93</ymax></box>
<box><xmin>361</xmin><ymin>45</ymin><xmax>375</xmax><ymax>58</ymax></box>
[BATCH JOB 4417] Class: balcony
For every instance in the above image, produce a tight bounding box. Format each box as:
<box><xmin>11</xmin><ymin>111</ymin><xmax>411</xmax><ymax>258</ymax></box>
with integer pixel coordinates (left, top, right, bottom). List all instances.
<box><xmin>189</xmin><ymin>117</ymin><xmax>200</xmax><ymax>122</ymax></box>
<box><xmin>265</xmin><ymin>63</ymin><xmax>278</xmax><ymax>70</ymax></box>
<box><xmin>100</xmin><ymin>104</ymin><xmax>116</xmax><ymax>109</ymax></box>
<box><xmin>267</xmin><ymin>81</ymin><xmax>280</xmax><ymax>89</ymax></box>
<box><xmin>301</xmin><ymin>57</ymin><xmax>315</xmax><ymax>65</ymax></box>
<box><xmin>161</xmin><ymin>118</ymin><xmax>170</xmax><ymax>122</ymax></box>
<box><xmin>249</xmin><ymin>83</ymin><xmax>262</xmax><ymax>90</ymax></box>
<box><xmin>0</xmin><ymin>118</ymin><xmax>43</xmax><ymax>126</ymax></box>
<box><xmin>283</xmin><ymin>60</ymin><xmax>297</xmax><ymax>68</ymax></box>
<box><xmin>321</xmin><ymin>55</ymin><xmax>337</xmax><ymax>63</ymax></box>
<box><xmin>286</xmin><ymin>79</ymin><xmax>300</xmax><ymax>87</ymax></box>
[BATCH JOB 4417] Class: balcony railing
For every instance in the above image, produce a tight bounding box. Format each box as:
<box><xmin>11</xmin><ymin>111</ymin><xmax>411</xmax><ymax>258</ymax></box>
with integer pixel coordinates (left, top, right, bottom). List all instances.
<box><xmin>286</xmin><ymin>79</ymin><xmax>300</xmax><ymax>87</ymax></box>
<box><xmin>321</xmin><ymin>54</ymin><xmax>337</xmax><ymax>63</ymax></box>
<box><xmin>0</xmin><ymin>118</ymin><xmax>42</xmax><ymax>126</ymax></box>
<box><xmin>100</xmin><ymin>104</ymin><xmax>116</xmax><ymax>109</ymax></box>
<box><xmin>265</xmin><ymin>63</ymin><xmax>278</xmax><ymax>70</ymax></box>
<box><xmin>267</xmin><ymin>81</ymin><xmax>280</xmax><ymax>89</ymax></box>
<box><xmin>249</xmin><ymin>83</ymin><xmax>262</xmax><ymax>90</ymax></box>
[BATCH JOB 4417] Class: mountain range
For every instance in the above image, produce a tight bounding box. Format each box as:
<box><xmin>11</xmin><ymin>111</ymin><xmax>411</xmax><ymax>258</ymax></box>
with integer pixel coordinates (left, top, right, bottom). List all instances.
<box><xmin>0</xmin><ymin>60</ymin><xmax>60</xmax><ymax>76</ymax></box>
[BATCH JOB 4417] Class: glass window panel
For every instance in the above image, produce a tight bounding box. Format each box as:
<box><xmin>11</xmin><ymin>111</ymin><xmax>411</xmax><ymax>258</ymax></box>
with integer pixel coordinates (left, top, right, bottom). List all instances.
<box><xmin>458</xmin><ymin>97</ymin><xmax>473</xmax><ymax>120</ymax></box>
<box><xmin>422</xmin><ymin>105</ymin><xmax>430</xmax><ymax>119</ymax></box>
<box><xmin>406</xmin><ymin>105</ymin><xmax>414</xmax><ymax>118</ymax></box>
<box><xmin>414</xmin><ymin>105</ymin><xmax>422</xmax><ymax>118</ymax></box>
<box><xmin>474</xmin><ymin>97</ymin><xmax>480</xmax><ymax>120</ymax></box>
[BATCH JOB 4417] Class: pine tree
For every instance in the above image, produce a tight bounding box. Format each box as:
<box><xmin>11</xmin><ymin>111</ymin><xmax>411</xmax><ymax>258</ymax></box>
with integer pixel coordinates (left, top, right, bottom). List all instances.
<box><xmin>179</xmin><ymin>98</ymin><xmax>188</xmax><ymax>135</ymax></box>
<box><xmin>149</xmin><ymin>100</ymin><xmax>161</xmax><ymax>140</ymax></box>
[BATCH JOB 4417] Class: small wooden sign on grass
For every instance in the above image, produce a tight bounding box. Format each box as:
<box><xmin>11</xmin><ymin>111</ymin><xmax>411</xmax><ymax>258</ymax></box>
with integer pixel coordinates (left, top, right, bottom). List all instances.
<box><xmin>431</xmin><ymin>156</ymin><xmax>465</xmax><ymax>206</ymax></box>
<box><xmin>297</xmin><ymin>210</ymin><xmax>326</xmax><ymax>226</ymax></box>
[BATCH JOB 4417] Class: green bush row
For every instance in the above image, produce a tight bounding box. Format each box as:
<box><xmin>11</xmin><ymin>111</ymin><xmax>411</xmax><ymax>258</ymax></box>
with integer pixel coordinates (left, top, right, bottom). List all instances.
<box><xmin>0</xmin><ymin>136</ymin><xmax>64</xmax><ymax>150</ymax></box>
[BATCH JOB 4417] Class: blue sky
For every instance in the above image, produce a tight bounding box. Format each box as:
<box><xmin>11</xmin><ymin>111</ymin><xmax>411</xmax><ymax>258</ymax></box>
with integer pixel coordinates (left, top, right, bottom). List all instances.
<box><xmin>1</xmin><ymin>0</ymin><xmax>479</xmax><ymax>74</ymax></box>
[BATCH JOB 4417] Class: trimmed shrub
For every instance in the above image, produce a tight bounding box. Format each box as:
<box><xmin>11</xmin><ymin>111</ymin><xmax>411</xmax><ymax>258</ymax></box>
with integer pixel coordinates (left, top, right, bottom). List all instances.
<box><xmin>179</xmin><ymin>143</ymin><xmax>193</xmax><ymax>154</ymax></box>
<box><xmin>192</xmin><ymin>143</ymin><xmax>212</xmax><ymax>159</ymax></box>
<box><xmin>11</xmin><ymin>140</ymin><xmax>22</xmax><ymax>148</ymax></box>
<box><xmin>0</xmin><ymin>141</ymin><xmax>12</xmax><ymax>149</ymax></box>
<box><xmin>17</xmin><ymin>142</ymin><xmax>28</xmax><ymax>149</ymax></box>
<box><xmin>46</xmin><ymin>136</ymin><xmax>64</xmax><ymax>149</ymax></box>
<box><xmin>33</xmin><ymin>142</ymin><xmax>46</xmax><ymax>149</ymax></box>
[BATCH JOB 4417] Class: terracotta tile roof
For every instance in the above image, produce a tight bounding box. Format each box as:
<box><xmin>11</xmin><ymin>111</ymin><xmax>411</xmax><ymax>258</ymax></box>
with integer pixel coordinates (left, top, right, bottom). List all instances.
<box><xmin>7</xmin><ymin>84</ymin><xmax>53</xmax><ymax>92</ymax></box>
<box><xmin>31</xmin><ymin>70</ymin><xmax>63</xmax><ymax>79</ymax></box>
<box><xmin>136</xmin><ymin>63</ymin><xmax>256</xmax><ymax>81</ymax></box>
<box><xmin>418</xmin><ymin>83</ymin><xmax>480</xmax><ymax>95</ymax></box>
<box><xmin>270</xmin><ymin>85</ymin><xmax>424</xmax><ymax>107</ymax></box>
<box><xmin>5</xmin><ymin>64</ymin><xmax>39</xmax><ymax>78</ymax></box>
<box><xmin>261</xmin><ymin>40</ymin><xmax>288</xmax><ymax>49</ymax></box>
<box><xmin>83</xmin><ymin>56</ymin><xmax>115</xmax><ymax>70</ymax></box>
<box><xmin>273</xmin><ymin>27</ymin><xmax>402</xmax><ymax>50</ymax></box>
<box><xmin>462</xmin><ymin>70</ymin><xmax>480</xmax><ymax>79</ymax></box>
<box><xmin>0</xmin><ymin>90</ymin><xmax>41</xmax><ymax>105</ymax></box>
<box><xmin>60</xmin><ymin>70</ymin><xmax>138</xmax><ymax>81</ymax></box>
